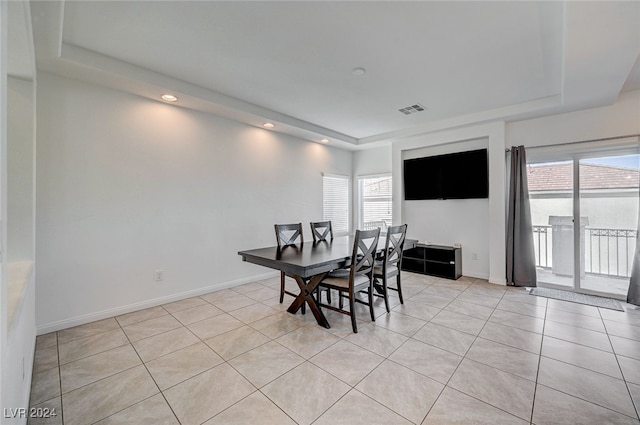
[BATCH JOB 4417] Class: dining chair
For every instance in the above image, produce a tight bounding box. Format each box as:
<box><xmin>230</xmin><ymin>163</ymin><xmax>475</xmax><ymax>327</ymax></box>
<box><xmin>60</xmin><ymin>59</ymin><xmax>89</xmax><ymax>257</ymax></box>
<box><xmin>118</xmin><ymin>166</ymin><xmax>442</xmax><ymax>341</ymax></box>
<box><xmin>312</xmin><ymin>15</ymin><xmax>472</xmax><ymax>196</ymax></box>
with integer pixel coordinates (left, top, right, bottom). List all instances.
<box><xmin>310</xmin><ymin>221</ymin><xmax>333</xmax><ymax>242</ymax></box>
<box><xmin>316</xmin><ymin>228</ymin><xmax>380</xmax><ymax>333</ymax></box>
<box><xmin>275</xmin><ymin>223</ymin><xmax>305</xmax><ymax>313</ymax></box>
<box><xmin>373</xmin><ymin>224</ymin><xmax>408</xmax><ymax>312</ymax></box>
<box><xmin>310</xmin><ymin>221</ymin><xmax>334</xmax><ymax>303</ymax></box>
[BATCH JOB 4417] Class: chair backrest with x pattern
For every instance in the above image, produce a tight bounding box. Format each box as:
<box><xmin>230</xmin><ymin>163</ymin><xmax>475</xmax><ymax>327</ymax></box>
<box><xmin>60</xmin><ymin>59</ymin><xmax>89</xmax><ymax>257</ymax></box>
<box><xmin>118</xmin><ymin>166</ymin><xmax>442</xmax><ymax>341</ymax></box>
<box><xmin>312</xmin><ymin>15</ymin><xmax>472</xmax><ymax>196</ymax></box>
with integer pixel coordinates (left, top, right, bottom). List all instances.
<box><xmin>383</xmin><ymin>224</ymin><xmax>408</xmax><ymax>268</ymax></box>
<box><xmin>349</xmin><ymin>228</ymin><xmax>380</xmax><ymax>281</ymax></box>
<box><xmin>310</xmin><ymin>221</ymin><xmax>333</xmax><ymax>242</ymax></box>
<box><xmin>274</xmin><ymin>223</ymin><xmax>304</xmax><ymax>248</ymax></box>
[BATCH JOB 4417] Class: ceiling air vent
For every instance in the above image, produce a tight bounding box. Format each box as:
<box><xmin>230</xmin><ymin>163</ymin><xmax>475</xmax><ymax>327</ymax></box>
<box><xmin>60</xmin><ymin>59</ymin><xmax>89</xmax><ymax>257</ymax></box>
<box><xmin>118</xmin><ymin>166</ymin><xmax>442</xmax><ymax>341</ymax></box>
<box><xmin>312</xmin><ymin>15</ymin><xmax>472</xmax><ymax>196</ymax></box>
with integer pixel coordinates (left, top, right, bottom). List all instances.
<box><xmin>398</xmin><ymin>103</ymin><xmax>426</xmax><ymax>115</ymax></box>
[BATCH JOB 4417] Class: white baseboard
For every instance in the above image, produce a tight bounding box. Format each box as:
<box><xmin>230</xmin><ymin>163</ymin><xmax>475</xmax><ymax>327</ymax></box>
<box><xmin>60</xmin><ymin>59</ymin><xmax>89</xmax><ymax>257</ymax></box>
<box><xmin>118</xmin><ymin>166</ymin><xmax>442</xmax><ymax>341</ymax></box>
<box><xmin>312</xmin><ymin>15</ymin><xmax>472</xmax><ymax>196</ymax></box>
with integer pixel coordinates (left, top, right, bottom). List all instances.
<box><xmin>36</xmin><ymin>271</ymin><xmax>279</xmax><ymax>335</ymax></box>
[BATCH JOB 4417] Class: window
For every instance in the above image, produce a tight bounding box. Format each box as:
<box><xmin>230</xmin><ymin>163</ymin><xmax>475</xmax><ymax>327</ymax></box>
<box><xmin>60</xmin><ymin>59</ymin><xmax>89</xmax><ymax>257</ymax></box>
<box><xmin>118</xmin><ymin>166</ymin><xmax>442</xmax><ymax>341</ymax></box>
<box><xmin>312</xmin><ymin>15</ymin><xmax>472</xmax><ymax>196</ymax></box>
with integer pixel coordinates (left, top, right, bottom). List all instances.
<box><xmin>323</xmin><ymin>174</ymin><xmax>350</xmax><ymax>234</ymax></box>
<box><xmin>358</xmin><ymin>175</ymin><xmax>392</xmax><ymax>231</ymax></box>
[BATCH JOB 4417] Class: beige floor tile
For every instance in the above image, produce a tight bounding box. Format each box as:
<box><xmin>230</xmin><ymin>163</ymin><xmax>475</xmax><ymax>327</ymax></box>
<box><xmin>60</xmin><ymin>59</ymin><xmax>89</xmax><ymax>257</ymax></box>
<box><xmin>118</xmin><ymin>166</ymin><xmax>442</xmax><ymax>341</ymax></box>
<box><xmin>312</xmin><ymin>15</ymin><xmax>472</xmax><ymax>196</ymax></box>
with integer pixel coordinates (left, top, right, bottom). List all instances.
<box><xmin>94</xmin><ymin>394</ymin><xmax>179</xmax><ymax>425</ymax></box>
<box><xmin>618</xmin><ymin>355</ymin><xmax>640</xmax><ymax>385</ymax></box>
<box><xmin>544</xmin><ymin>320</ymin><xmax>613</xmax><ymax>352</ymax></box>
<box><xmin>391</xmin><ymin>300</ymin><xmax>441</xmax><ymax>321</ymax></box>
<box><xmin>629</xmin><ymin>382</ymin><xmax>640</xmax><ymax>415</ymax></box>
<box><xmin>480</xmin><ymin>322</ymin><xmax>542</xmax><ymax>354</ymax></box>
<box><xmin>262</xmin><ymin>362</ymin><xmax>350</xmax><ymax>425</ymax></box>
<box><xmin>445</xmin><ymin>299</ymin><xmax>495</xmax><ymax>320</ymax></box>
<box><xmin>231</xmin><ymin>282</ymin><xmax>265</xmax><ymax>294</ymax></box>
<box><xmin>496</xmin><ymin>299</ymin><xmax>547</xmax><ymax>318</ymax></box>
<box><xmin>431</xmin><ymin>309</ymin><xmax>486</xmax><ymax>336</ymax></box>
<box><xmin>62</xmin><ymin>365</ymin><xmax>158</xmax><ymax>425</ymax></box>
<box><xmin>546</xmin><ymin>308</ymin><xmax>606</xmax><ymax>333</ymax></box>
<box><xmin>448</xmin><ymin>358</ymin><xmax>535</xmax><ymax>421</ymax></box>
<box><xmin>421</xmin><ymin>285</ymin><xmax>463</xmax><ymax>300</ymax></box>
<box><xmin>538</xmin><ymin>356</ymin><xmax>637</xmax><ymax>417</ymax></box>
<box><xmin>30</xmin><ymin>367</ymin><xmax>61</xmax><ymax>406</ymax></box>
<box><xmin>276</xmin><ymin>325</ymin><xmax>340</xmax><ymax>359</ymax></box>
<box><xmin>146</xmin><ymin>342</ymin><xmax>223</xmax><ymax>390</ymax></box>
<box><xmin>455</xmin><ymin>292</ymin><xmax>501</xmax><ymax>308</ymax></box>
<box><xmin>250</xmin><ymin>311</ymin><xmax>304</xmax><ymax>339</ymax></box>
<box><xmin>412</xmin><ymin>322</ymin><xmax>476</xmax><ymax>356</ymax></box>
<box><xmin>389</xmin><ymin>338</ymin><xmax>463</xmax><ymax>384</ymax></box>
<box><xmin>162</xmin><ymin>296</ymin><xmax>207</xmax><ymax>313</ymax></box>
<box><xmin>210</xmin><ymin>294</ymin><xmax>257</xmax><ymax>312</ymax></box>
<box><xmin>228</xmin><ymin>302</ymin><xmax>279</xmax><ymax>324</ymax></box>
<box><xmin>605</xmin><ymin>320</ymin><xmax>640</xmax><ymax>342</ymax></box>
<box><xmin>163</xmin><ymin>363</ymin><xmax>255</xmax><ymax>425</ymax></box>
<box><xmin>314</xmin><ymin>389</ymin><xmax>413</xmax><ymax>425</ymax></box>
<box><xmin>345</xmin><ymin>324</ymin><xmax>408</xmax><ymax>357</ymax></box>
<box><xmin>611</xmin><ymin>335</ymin><xmax>640</xmax><ymax>360</ymax></box>
<box><xmin>547</xmin><ymin>298</ymin><xmax>601</xmax><ymax>317</ymax></box>
<box><xmin>466</xmin><ymin>338</ymin><xmax>539</xmax><ymax>381</ymax></box>
<box><xmin>171</xmin><ymin>303</ymin><xmax>224</xmax><ymax>325</ymax></box>
<box><xmin>200</xmin><ymin>288</ymin><xmax>241</xmax><ymax>303</ymax></box>
<box><xmin>374</xmin><ymin>311</ymin><xmax>427</xmax><ymax>336</ymax></box>
<box><xmin>310</xmin><ymin>340</ymin><xmax>384</xmax><ymax>386</ymax></box>
<box><xmin>57</xmin><ymin>318</ymin><xmax>120</xmax><ymax>345</ymax></box>
<box><xmin>60</xmin><ymin>344</ymin><xmax>141</xmax><ymax>393</ymax></box>
<box><xmin>202</xmin><ymin>391</ymin><xmax>297</xmax><ymax>425</ymax></box>
<box><xmin>115</xmin><ymin>306</ymin><xmax>168</xmax><ymax>327</ymax></box>
<box><xmin>27</xmin><ymin>396</ymin><xmax>62</xmax><ymax>425</ymax></box>
<box><xmin>243</xmin><ymin>286</ymin><xmax>280</xmax><ymax>302</ymax></box>
<box><xmin>422</xmin><ymin>386</ymin><xmax>528</xmax><ymax>425</ymax></box>
<box><xmin>488</xmin><ymin>309</ymin><xmax>544</xmax><ymax>334</ymax></box>
<box><xmin>532</xmin><ymin>384</ymin><xmax>639</xmax><ymax>425</ymax></box>
<box><xmin>541</xmin><ymin>336</ymin><xmax>623</xmax><ymax>379</ymax></box>
<box><xmin>187</xmin><ymin>313</ymin><xmax>244</xmax><ymax>340</ymax></box>
<box><xmin>228</xmin><ymin>341</ymin><xmax>304</xmax><ymax>387</ymax></box>
<box><xmin>356</xmin><ymin>360</ymin><xmax>443</xmax><ymax>424</ymax></box>
<box><xmin>132</xmin><ymin>326</ymin><xmax>199</xmax><ymax>362</ymax></box>
<box><xmin>58</xmin><ymin>328</ymin><xmax>130</xmax><ymax>365</ymax></box>
<box><xmin>407</xmin><ymin>291</ymin><xmax>453</xmax><ymax>309</ymax></box>
<box><xmin>204</xmin><ymin>325</ymin><xmax>271</xmax><ymax>360</ymax></box>
<box><xmin>501</xmin><ymin>290</ymin><xmax>548</xmax><ymax>307</ymax></box>
<box><xmin>33</xmin><ymin>345</ymin><xmax>59</xmax><ymax>374</ymax></box>
<box><xmin>121</xmin><ymin>315</ymin><xmax>182</xmax><ymax>342</ymax></box>
<box><xmin>35</xmin><ymin>333</ymin><xmax>58</xmax><ymax>350</ymax></box>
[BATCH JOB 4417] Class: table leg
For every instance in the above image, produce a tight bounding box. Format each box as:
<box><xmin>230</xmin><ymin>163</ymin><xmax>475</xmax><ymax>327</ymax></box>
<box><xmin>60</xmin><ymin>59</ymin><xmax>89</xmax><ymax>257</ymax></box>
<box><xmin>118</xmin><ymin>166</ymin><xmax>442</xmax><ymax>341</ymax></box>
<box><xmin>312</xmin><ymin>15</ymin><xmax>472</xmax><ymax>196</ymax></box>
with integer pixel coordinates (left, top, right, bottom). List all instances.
<box><xmin>286</xmin><ymin>273</ymin><xmax>330</xmax><ymax>329</ymax></box>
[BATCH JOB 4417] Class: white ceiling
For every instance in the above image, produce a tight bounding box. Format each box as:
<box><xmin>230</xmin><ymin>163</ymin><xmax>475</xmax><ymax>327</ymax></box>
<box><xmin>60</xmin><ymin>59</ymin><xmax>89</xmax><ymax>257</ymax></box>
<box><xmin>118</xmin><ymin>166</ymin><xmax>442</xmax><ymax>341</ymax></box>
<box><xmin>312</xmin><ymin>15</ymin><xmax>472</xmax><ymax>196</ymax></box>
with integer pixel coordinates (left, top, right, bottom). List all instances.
<box><xmin>28</xmin><ymin>1</ymin><xmax>640</xmax><ymax>150</ymax></box>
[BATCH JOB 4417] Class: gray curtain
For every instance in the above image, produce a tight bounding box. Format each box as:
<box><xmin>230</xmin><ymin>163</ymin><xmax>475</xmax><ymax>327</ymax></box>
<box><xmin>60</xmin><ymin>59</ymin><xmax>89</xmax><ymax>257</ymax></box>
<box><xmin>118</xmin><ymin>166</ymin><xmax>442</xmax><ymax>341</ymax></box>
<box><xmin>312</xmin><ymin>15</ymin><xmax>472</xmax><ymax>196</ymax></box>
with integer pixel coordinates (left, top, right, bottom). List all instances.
<box><xmin>628</xmin><ymin>193</ymin><xmax>640</xmax><ymax>305</ymax></box>
<box><xmin>506</xmin><ymin>146</ymin><xmax>537</xmax><ymax>286</ymax></box>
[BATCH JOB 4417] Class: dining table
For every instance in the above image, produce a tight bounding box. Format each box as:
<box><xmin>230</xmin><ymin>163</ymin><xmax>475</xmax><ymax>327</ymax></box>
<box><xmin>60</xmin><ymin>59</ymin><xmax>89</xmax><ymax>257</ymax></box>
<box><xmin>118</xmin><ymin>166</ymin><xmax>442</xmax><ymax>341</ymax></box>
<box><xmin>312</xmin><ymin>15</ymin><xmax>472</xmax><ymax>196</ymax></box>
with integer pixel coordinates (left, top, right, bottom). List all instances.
<box><xmin>238</xmin><ymin>235</ymin><xmax>416</xmax><ymax>329</ymax></box>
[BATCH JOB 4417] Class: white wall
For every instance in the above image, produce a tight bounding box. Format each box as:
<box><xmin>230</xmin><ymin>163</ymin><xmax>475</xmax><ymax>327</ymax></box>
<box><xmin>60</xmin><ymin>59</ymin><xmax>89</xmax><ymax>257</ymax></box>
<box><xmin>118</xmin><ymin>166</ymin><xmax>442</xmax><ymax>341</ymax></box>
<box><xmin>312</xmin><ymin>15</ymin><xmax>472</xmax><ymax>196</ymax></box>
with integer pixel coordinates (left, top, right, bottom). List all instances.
<box><xmin>402</xmin><ymin>138</ymin><xmax>490</xmax><ymax>279</ymax></box>
<box><xmin>2</xmin><ymin>1</ymin><xmax>37</xmax><ymax>421</ymax></box>
<box><xmin>35</xmin><ymin>73</ymin><xmax>352</xmax><ymax>332</ymax></box>
<box><xmin>391</xmin><ymin>123</ymin><xmax>507</xmax><ymax>283</ymax></box>
<box><xmin>507</xmin><ymin>89</ymin><xmax>640</xmax><ymax>148</ymax></box>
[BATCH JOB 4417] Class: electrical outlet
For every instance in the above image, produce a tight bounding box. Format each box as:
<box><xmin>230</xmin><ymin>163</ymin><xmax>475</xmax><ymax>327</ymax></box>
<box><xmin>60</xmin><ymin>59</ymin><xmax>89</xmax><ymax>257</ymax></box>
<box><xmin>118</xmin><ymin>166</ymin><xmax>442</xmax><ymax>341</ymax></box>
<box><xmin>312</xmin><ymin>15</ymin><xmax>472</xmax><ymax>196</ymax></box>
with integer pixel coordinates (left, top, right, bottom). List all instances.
<box><xmin>155</xmin><ymin>270</ymin><xmax>164</xmax><ymax>282</ymax></box>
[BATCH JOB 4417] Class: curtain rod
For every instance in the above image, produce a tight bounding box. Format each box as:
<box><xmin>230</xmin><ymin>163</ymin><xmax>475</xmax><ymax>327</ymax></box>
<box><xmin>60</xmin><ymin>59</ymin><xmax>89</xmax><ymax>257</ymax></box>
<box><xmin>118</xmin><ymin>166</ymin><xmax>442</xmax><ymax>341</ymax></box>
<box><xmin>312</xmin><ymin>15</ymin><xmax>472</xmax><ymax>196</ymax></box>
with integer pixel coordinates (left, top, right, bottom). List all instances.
<box><xmin>505</xmin><ymin>134</ymin><xmax>640</xmax><ymax>153</ymax></box>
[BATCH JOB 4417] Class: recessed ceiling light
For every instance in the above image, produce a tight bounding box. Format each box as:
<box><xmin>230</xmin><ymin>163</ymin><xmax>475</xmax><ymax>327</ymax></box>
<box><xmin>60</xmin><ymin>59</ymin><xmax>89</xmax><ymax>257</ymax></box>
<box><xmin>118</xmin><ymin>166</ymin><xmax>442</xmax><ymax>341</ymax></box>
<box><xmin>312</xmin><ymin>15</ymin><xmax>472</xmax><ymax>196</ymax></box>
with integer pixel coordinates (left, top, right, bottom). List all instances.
<box><xmin>161</xmin><ymin>94</ymin><xmax>178</xmax><ymax>102</ymax></box>
<box><xmin>263</xmin><ymin>123</ymin><xmax>275</xmax><ymax>129</ymax></box>
<box><xmin>351</xmin><ymin>67</ymin><xmax>366</xmax><ymax>76</ymax></box>
<box><xmin>320</xmin><ymin>139</ymin><xmax>329</xmax><ymax>144</ymax></box>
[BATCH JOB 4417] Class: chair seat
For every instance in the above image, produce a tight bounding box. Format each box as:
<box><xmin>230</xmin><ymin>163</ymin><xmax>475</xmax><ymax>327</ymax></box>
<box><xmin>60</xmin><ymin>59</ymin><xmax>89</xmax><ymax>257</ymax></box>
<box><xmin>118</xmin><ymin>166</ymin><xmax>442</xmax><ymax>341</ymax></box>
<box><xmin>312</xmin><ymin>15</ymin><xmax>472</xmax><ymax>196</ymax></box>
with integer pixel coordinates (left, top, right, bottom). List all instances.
<box><xmin>322</xmin><ymin>273</ymin><xmax>369</xmax><ymax>289</ymax></box>
<box><xmin>373</xmin><ymin>264</ymin><xmax>398</xmax><ymax>277</ymax></box>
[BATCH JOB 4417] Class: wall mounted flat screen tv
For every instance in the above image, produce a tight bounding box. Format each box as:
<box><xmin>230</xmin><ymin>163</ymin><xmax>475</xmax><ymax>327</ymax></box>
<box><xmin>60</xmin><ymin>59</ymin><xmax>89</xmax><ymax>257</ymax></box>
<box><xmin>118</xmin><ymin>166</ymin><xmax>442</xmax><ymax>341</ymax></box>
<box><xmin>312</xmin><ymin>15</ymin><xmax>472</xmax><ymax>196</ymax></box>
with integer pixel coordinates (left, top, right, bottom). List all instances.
<box><xmin>403</xmin><ymin>148</ymin><xmax>488</xmax><ymax>200</ymax></box>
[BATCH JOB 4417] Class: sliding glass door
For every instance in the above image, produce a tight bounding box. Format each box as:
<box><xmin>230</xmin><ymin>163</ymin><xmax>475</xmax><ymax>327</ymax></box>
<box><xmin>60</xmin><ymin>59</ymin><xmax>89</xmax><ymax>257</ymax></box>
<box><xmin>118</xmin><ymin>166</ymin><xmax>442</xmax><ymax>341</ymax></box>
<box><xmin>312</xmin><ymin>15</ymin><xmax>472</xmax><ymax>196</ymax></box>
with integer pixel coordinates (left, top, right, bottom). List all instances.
<box><xmin>528</xmin><ymin>152</ymin><xmax>639</xmax><ymax>299</ymax></box>
<box><xmin>578</xmin><ymin>154</ymin><xmax>639</xmax><ymax>297</ymax></box>
<box><xmin>528</xmin><ymin>160</ymin><xmax>575</xmax><ymax>290</ymax></box>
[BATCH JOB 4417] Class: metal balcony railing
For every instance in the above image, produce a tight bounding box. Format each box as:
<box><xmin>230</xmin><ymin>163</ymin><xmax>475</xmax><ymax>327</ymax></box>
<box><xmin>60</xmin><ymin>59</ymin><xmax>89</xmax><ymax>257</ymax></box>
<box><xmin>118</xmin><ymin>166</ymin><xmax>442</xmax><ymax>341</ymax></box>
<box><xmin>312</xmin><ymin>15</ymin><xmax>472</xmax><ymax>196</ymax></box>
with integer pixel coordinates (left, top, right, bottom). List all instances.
<box><xmin>532</xmin><ymin>225</ymin><xmax>637</xmax><ymax>278</ymax></box>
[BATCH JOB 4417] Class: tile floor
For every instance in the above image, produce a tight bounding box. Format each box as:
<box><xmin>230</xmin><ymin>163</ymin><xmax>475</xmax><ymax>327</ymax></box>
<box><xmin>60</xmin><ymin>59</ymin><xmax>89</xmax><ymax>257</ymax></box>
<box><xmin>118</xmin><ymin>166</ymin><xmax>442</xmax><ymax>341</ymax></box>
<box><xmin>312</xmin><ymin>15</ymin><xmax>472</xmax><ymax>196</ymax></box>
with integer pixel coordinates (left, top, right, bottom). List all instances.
<box><xmin>28</xmin><ymin>272</ymin><xmax>640</xmax><ymax>425</ymax></box>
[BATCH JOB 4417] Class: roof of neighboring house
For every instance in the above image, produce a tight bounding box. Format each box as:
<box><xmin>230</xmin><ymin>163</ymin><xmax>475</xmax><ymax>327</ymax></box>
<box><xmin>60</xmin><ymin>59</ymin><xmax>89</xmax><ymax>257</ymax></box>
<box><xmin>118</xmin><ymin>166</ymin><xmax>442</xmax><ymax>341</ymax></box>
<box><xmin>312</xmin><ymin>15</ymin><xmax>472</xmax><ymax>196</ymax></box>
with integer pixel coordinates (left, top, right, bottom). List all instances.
<box><xmin>527</xmin><ymin>162</ymin><xmax>639</xmax><ymax>191</ymax></box>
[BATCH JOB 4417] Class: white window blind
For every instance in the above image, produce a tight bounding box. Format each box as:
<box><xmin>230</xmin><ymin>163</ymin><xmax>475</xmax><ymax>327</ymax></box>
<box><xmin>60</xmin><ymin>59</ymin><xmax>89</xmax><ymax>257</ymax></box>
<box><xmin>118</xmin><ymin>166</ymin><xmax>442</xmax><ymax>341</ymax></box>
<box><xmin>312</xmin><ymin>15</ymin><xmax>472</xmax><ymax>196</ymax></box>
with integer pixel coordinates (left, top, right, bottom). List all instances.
<box><xmin>323</xmin><ymin>174</ymin><xmax>350</xmax><ymax>234</ymax></box>
<box><xmin>358</xmin><ymin>175</ymin><xmax>392</xmax><ymax>231</ymax></box>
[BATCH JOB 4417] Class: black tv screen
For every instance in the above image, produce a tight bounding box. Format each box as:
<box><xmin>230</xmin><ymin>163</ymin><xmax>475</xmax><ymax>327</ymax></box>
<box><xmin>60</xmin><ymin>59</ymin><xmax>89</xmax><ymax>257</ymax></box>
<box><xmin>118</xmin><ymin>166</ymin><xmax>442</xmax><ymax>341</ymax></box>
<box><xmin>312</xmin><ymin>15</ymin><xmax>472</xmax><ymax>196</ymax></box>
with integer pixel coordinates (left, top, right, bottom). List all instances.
<box><xmin>403</xmin><ymin>149</ymin><xmax>488</xmax><ymax>200</ymax></box>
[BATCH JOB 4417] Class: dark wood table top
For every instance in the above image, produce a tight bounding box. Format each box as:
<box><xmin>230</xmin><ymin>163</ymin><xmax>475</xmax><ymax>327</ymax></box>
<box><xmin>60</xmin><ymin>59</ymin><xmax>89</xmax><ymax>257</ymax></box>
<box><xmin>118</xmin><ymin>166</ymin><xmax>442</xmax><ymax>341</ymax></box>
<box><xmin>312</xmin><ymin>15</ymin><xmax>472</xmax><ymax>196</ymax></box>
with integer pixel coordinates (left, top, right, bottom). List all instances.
<box><xmin>238</xmin><ymin>236</ymin><xmax>417</xmax><ymax>278</ymax></box>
